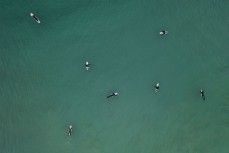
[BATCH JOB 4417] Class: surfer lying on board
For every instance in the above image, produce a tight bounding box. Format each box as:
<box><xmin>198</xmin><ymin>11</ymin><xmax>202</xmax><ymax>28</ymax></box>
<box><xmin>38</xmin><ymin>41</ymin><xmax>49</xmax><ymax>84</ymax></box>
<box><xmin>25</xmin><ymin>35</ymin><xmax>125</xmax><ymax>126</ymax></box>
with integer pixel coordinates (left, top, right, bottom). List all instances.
<box><xmin>85</xmin><ymin>61</ymin><xmax>90</xmax><ymax>70</ymax></box>
<box><xmin>159</xmin><ymin>30</ymin><xmax>168</xmax><ymax>35</ymax></box>
<box><xmin>200</xmin><ymin>89</ymin><xmax>205</xmax><ymax>101</ymax></box>
<box><xmin>68</xmin><ymin>125</ymin><xmax>73</xmax><ymax>136</ymax></box>
<box><xmin>154</xmin><ymin>83</ymin><xmax>160</xmax><ymax>92</ymax></box>
<box><xmin>107</xmin><ymin>92</ymin><xmax>118</xmax><ymax>98</ymax></box>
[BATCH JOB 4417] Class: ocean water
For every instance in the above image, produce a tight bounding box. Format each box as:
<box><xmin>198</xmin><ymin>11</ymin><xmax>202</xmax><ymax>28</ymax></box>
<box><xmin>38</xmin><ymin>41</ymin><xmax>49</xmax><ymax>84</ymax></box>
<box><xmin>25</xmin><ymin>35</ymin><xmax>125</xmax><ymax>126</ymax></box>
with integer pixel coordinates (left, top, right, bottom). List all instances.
<box><xmin>0</xmin><ymin>0</ymin><xmax>229</xmax><ymax>153</ymax></box>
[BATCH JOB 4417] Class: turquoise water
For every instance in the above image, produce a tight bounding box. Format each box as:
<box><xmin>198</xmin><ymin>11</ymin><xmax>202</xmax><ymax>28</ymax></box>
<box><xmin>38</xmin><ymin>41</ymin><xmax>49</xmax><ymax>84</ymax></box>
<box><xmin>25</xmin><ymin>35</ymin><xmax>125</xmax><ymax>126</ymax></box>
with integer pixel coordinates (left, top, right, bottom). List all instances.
<box><xmin>0</xmin><ymin>0</ymin><xmax>229</xmax><ymax>152</ymax></box>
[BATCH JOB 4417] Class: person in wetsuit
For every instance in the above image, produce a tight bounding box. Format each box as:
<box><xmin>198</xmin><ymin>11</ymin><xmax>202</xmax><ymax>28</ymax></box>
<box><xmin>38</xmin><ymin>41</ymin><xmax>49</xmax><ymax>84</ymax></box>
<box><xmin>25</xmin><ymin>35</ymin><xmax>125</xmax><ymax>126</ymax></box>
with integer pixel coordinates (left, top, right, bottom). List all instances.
<box><xmin>85</xmin><ymin>61</ymin><xmax>90</xmax><ymax>70</ymax></box>
<box><xmin>159</xmin><ymin>30</ymin><xmax>168</xmax><ymax>35</ymax></box>
<box><xmin>200</xmin><ymin>89</ymin><xmax>205</xmax><ymax>101</ymax></box>
<box><xmin>107</xmin><ymin>92</ymin><xmax>118</xmax><ymax>98</ymax></box>
<box><xmin>68</xmin><ymin>125</ymin><xmax>73</xmax><ymax>136</ymax></box>
<box><xmin>154</xmin><ymin>83</ymin><xmax>160</xmax><ymax>92</ymax></box>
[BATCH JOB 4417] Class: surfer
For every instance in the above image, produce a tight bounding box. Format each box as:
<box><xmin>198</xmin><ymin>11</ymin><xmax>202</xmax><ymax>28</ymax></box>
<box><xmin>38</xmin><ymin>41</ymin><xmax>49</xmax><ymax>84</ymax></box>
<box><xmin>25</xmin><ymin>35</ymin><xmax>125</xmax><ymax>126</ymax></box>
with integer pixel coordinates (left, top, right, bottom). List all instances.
<box><xmin>159</xmin><ymin>30</ymin><xmax>168</xmax><ymax>35</ymax></box>
<box><xmin>30</xmin><ymin>13</ymin><xmax>41</xmax><ymax>24</ymax></box>
<box><xmin>154</xmin><ymin>83</ymin><xmax>160</xmax><ymax>92</ymax></box>
<box><xmin>85</xmin><ymin>61</ymin><xmax>90</xmax><ymax>70</ymax></box>
<box><xmin>200</xmin><ymin>89</ymin><xmax>205</xmax><ymax>101</ymax></box>
<box><xmin>107</xmin><ymin>92</ymin><xmax>118</xmax><ymax>98</ymax></box>
<box><xmin>68</xmin><ymin>125</ymin><xmax>73</xmax><ymax>136</ymax></box>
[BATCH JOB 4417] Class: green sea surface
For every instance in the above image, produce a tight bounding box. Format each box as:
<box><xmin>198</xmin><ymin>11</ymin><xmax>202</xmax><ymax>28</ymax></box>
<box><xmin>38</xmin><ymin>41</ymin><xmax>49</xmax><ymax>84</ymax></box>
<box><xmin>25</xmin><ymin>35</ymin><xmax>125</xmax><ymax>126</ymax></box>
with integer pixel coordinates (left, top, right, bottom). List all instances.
<box><xmin>0</xmin><ymin>0</ymin><xmax>229</xmax><ymax>153</ymax></box>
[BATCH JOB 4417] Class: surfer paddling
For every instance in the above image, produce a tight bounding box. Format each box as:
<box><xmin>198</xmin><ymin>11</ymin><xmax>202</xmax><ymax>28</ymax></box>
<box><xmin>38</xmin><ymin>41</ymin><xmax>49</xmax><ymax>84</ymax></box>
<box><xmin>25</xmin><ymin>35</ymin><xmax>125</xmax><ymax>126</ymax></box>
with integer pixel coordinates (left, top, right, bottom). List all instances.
<box><xmin>159</xmin><ymin>30</ymin><xmax>168</xmax><ymax>35</ymax></box>
<box><xmin>200</xmin><ymin>89</ymin><xmax>205</xmax><ymax>101</ymax></box>
<box><xmin>107</xmin><ymin>92</ymin><xmax>118</xmax><ymax>98</ymax></box>
<box><xmin>68</xmin><ymin>125</ymin><xmax>73</xmax><ymax>136</ymax></box>
<box><xmin>30</xmin><ymin>13</ymin><xmax>41</xmax><ymax>23</ymax></box>
<box><xmin>154</xmin><ymin>83</ymin><xmax>160</xmax><ymax>92</ymax></box>
<box><xmin>85</xmin><ymin>61</ymin><xmax>90</xmax><ymax>70</ymax></box>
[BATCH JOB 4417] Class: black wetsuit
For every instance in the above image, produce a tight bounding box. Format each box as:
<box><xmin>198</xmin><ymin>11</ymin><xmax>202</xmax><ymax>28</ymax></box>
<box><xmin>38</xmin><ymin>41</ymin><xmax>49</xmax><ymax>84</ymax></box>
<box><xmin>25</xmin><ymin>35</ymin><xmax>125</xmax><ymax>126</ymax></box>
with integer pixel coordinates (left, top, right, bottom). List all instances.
<box><xmin>68</xmin><ymin>128</ymin><xmax>72</xmax><ymax>135</ymax></box>
<box><xmin>154</xmin><ymin>85</ymin><xmax>159</xmax><ymax>90</ymax></box>
<box><xmin>85</xmin><ymin>63</ymin><xmax>90</xmax><ymax>68</ymax></box>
